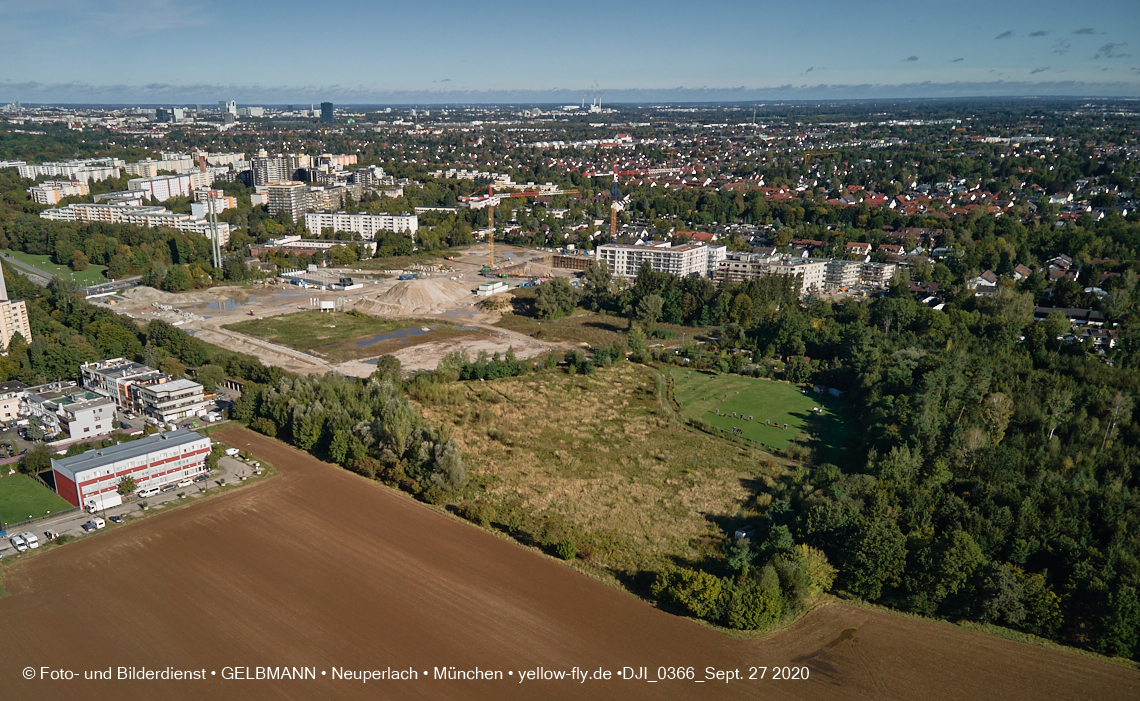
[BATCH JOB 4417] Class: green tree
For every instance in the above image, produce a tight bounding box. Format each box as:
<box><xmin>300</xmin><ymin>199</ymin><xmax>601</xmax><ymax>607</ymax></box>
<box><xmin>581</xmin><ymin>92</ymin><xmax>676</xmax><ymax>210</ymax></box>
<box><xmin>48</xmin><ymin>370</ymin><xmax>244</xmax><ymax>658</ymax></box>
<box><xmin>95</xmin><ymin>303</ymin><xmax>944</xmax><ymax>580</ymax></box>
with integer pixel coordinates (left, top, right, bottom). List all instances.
<box><xmin>534</xmin><ymin>278</ymin><xmax>578</xmax><ymax>320</ymax></box>
<box><xmin>117</xmin><ymin>476</ymin><xmax>137</xmax><ymax>495</ymax></box>
<box><xmin>159</xmin><ymin>357</ymin><xmax>186</xmax><ymax>378</ymax></box>
<box><xmin>196</xmin><ymin>364</ymin><xmax>226</xmax><ymax>392</ymax></box>
<box><xmin>637</xmin><ymin>293</ymin><xmax>664</xmax><ymax>332</ymax></box>
<box><xmin>582</xmin><ymin>260</ymin><xmax>612</xmax><ymax>310</ymax></box>
<box><xmin>19</xmin><ymin>444</ymin><xmax>53</xmax><ymax>476</ymax></box>
<box><xmin>371</xmin><ymin>355</ymin><xmax>402</xmax><ymax>383</ymax></box>
<box><xmin>70</xmin><ymin>249</ymin><xmax>90</xmax><ymax>272</ymax></box>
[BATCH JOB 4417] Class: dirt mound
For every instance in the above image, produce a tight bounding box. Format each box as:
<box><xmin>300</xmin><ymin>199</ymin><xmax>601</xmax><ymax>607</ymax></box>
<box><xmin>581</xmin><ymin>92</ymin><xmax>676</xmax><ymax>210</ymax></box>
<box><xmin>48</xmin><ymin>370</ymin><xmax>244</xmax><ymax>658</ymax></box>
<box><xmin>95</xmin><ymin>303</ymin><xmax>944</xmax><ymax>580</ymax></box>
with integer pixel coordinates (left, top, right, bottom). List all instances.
<box><xmin>123</xmin><ymin>285</ymin><xmax>249</xmax><ymax>306</ymax></box>
<box><xmin>500</xmin><ymin>260</ymin><xmax>558</xmax><ymax>278</ymax></box>
<box><xmin>361</xmin><ymin>278</ymin><xmax>475</xmax><ymax>315</ymax></box>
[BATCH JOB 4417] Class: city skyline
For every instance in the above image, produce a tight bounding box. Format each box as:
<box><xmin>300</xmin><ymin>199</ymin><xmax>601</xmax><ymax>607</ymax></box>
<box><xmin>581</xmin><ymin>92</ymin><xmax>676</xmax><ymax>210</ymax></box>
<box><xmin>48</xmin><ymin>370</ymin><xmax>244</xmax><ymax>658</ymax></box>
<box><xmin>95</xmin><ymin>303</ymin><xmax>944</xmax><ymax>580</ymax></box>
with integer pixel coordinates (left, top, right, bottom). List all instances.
<box><xmin>0</xmin><ymin>0</ymin><xmax>1137</xmax><ymax>103</ymax></box>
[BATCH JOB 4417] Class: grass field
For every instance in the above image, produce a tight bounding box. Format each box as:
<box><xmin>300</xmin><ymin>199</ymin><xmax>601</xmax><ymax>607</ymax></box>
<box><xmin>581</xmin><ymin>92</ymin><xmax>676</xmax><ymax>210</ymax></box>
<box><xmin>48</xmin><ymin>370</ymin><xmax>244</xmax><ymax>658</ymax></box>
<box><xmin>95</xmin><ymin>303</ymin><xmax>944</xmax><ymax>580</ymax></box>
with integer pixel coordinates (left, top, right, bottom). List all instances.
<box><xmin>669</xmin><ymin>368</ymin><xmax>848</xmax><ymax>456</ymax></box>
<box><xmin>2</xmin><ymin>249</ymin><xmax>108</xmax><ymax>286</ymax></box>
<box><xmin>223</xmin><ymin>311</ymin><xmax>473</xmax><ymax>363</ymax></box>
<box><xmin>418</xmin><ymin>364</ymin><xmax>788</xmax><ymax>575</ymax></box>
<box><xmin>0</xmin><ymin>473</ymin><xmax>72</xmax><ymax>527</ymax></box>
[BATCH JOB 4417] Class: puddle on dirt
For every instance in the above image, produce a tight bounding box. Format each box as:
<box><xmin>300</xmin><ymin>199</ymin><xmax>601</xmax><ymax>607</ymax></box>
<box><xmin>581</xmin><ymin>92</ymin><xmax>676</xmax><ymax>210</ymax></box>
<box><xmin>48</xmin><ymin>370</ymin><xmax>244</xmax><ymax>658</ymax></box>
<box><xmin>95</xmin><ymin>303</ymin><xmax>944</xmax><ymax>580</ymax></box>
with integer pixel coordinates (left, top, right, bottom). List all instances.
<box><xmin>318</xmin><ymin>326</ymin><xmax>436</xmax><ymax>351</ymax></box>
<box><xmin>206</xmin><ymin>298</ymin><xmax>245</xmax><ymax>311</ymax></box>
<box><xmin>193</xmin><ymin>297</ymin><xmax>255</xmax><ymax>312</ymax></box>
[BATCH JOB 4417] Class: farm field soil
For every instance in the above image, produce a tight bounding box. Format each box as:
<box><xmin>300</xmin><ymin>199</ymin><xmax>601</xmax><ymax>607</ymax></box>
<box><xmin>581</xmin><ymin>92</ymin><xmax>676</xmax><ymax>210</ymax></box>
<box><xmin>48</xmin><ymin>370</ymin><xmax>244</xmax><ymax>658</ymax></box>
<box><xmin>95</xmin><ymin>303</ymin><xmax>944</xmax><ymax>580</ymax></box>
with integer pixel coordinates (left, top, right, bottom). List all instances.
<box><xmin>0</xmin><ymin>428</ymin><xmax>1133</xmax><ymax>701</ymax></box>
<box><xmin>669</xmin><ymin>368</ymin><xmax>849</xmax><ymax>456</ymax></box>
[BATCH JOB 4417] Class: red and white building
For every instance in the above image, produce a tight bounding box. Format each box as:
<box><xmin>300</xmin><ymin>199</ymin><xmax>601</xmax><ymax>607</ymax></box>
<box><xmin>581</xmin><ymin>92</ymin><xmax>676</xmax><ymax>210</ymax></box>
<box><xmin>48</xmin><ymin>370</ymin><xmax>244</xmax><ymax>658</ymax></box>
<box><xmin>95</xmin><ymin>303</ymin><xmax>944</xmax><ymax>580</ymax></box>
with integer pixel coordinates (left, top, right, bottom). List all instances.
<box><xmin>51</xmin><ymin>429</ymin><xmax>211</xmax><ymax>510</ymax></box>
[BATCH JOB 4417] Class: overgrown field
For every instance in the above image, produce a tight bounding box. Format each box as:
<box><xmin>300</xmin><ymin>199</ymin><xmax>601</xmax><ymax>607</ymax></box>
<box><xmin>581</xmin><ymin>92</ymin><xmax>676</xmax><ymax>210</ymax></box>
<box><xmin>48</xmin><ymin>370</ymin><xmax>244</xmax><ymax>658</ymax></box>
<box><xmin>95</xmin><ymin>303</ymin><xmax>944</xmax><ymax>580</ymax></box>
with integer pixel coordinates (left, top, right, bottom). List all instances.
<box><xmin>417</xmin><ymin>364</ymin><xmax>786</xmax><ymax>576</ymax></box>
<box><xmin>495</xmin><ymin>306</ymin><xmax>695</xmax><ymax>348</ymax></box>
<box><xmin>669</xmin><ymin>368</ymin><xmax>848</xmax><ymax>455</ymax></box>
<box><xmin>223</xmin><ymin>311</ymin><xmax>470</xmax><ymax>363</ymax></box>
<box><xmin>0</xmin><ymin>473</ymin><xmax>72</xmax><ymax>526</ymax></box>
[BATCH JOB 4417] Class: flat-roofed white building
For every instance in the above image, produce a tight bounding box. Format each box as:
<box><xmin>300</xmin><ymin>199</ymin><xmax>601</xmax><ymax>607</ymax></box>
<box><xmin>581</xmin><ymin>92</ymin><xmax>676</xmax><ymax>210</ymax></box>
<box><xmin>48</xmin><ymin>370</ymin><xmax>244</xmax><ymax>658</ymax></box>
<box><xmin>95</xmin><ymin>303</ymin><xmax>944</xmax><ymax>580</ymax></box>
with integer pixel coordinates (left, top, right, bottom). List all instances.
<box><xmin>27</xmin><ymin>180</ymin><xmax>89</xmax><ymax>205</ymax></box>
<box><xmin>304</xmin><ymin>211</ymin><xmax>418</xmax><ymax>238</ymax></box>
<box><xmin>128</xmin><ymin>172</ymin><xmax>211</xmax><ymax>202</ymax></box>
<box><xmin>50</xmin><ymin>429</ymin><xmax>212</xmax><ymax>509</ymax></box>
<box><xmin>714</xmin><ymin>253</ymin><xmax>827</xmax><ymax>296</ymax></box>
<box><xmin>825</xmin><ymin>259</ymin><xmax>862</xmax><ymax>290</ymax></box>
<box><xmin>131</xmin><ymin>378</ymin><xmax>211</xmax><ymax>422</ymax></box>
<box><xmin>21</xmin><ymin>381</ymin><xmax>115</xmax><ymax>439</ymax></box>
<box><xmin>39</xmin><ymin>204</ymin><xmax>229</xmax><ymax>245</ymax></box>
<box><xmin>596</xmin><ymin>241</ymin><xmax>726</xmax><ymax>280</ymax></box>
<box><xmin>16</xmin><ymin>158</ymin><xmax>123</xmax><ymax>182</ymax></box>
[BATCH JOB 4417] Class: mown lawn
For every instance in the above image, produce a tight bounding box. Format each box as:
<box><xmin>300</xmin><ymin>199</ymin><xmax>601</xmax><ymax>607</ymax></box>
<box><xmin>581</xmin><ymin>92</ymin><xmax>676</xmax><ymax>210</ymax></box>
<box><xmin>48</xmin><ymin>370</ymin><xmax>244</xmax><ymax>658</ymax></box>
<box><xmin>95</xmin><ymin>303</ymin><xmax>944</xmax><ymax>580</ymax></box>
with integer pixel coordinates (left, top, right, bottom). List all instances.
<box><xmin>0</xmin><ymin>473</ymin><xmax>72</xmax><ymax>527</ymax></box>
<box><xmin>417</xmin><ymin>364</ymin><xmax>788</xmax><ymax>575</ymax></box>
<box><xmin>668</xmin><ymin>368</ymin><xmax>849</xmax><ymax>457</ymax></box>
<box><xmin>2</xmin><ymin>250</ymin><xmax>108</xmax><ymax>286</ymax></box>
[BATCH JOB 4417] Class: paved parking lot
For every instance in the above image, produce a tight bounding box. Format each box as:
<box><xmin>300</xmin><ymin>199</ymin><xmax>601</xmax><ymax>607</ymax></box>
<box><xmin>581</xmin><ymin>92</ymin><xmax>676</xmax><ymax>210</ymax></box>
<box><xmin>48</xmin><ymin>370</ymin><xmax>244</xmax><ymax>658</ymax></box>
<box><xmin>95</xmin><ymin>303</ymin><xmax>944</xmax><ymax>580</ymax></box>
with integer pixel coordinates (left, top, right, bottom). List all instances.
<box><xmin>1</xmin><ymin>454</ymin><xmax>265</xmax><ymax>558</ymax></box>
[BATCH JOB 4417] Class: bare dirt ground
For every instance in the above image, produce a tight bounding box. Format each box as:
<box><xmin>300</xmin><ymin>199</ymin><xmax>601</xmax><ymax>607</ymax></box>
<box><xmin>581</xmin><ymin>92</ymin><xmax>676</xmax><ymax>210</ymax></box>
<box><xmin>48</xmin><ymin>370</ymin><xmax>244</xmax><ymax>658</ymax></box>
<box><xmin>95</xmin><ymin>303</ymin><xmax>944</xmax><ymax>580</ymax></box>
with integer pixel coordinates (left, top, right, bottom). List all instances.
<box><xmin>0</xmin><ymin>427</ymin><xmax>1134</xmax><ymax>701</ymax></box>
<box><xmin>104</xmin><ymin>245</ymin><xmax>567</xmax><ymax>378</ymax></box>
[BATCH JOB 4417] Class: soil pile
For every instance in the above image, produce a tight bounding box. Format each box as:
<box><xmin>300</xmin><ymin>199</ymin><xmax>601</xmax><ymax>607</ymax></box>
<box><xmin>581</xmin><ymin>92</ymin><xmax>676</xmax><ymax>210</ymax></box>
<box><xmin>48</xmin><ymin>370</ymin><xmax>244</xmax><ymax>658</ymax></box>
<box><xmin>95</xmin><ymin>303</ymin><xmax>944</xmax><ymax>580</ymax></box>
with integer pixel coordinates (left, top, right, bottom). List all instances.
<box><xmin>359</xmin><ymin>278</ymin><xmax>474</xmax><ymax>315</ymax></box>
<box><xmin>123</xmin><ymin>285</ymin><xmax>249</xmax><ymax>306</ymax></box>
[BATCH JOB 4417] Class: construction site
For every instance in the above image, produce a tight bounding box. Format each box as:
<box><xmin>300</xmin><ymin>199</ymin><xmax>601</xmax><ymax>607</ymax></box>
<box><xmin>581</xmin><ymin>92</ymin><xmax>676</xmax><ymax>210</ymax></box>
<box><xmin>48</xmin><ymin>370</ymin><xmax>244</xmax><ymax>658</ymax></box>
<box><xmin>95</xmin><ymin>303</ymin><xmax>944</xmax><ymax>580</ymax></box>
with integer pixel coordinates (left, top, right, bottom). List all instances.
<box><xmin>101</xmin><ymin>243</ymin><xmax>580</xmax><ymax>377</ymax></box>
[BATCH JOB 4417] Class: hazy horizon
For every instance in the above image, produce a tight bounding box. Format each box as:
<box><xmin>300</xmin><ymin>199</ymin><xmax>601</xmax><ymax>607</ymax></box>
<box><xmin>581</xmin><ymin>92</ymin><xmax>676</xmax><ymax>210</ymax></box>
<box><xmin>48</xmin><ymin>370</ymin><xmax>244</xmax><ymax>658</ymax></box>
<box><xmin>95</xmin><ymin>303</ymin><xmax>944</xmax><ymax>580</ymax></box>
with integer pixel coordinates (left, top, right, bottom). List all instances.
<box><xmin>1</xmin><ymin>0</ymin><xmax>1137</xmax><ymax>104</ymax></box>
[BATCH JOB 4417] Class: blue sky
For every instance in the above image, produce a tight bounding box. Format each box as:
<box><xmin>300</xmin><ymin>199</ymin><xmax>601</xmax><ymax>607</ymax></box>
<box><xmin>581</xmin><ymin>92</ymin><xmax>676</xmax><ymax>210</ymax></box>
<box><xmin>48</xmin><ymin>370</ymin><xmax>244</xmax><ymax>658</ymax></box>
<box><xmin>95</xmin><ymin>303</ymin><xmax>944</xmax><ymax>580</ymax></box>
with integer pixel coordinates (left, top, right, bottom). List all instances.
<box><xmin>0</xmin><ymin>0</ymin><xmax>1137</xmax><ymax>103</ymax></box>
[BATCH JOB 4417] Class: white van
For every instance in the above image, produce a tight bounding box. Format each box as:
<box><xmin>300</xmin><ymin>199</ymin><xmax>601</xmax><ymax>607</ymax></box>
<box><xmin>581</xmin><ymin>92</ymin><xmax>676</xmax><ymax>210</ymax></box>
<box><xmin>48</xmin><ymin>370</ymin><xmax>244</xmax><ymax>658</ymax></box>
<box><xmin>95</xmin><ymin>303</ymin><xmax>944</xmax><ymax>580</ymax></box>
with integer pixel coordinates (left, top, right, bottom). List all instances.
<box><xmin>21</xmin><ymin>532</ymin><xmax>40</xmax><ymax>549</ymax></box>
<box><xmin>137</xmin><ymin>487</ymin><xmax>160</xmax><ymax>498</ymax></box>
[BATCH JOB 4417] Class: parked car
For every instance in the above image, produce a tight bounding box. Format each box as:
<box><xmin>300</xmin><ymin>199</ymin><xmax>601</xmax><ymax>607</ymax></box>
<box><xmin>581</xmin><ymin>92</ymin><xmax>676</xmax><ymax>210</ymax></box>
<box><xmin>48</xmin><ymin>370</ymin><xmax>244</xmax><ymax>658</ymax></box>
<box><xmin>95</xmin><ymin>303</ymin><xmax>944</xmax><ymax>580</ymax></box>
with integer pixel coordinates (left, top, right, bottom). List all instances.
<box><xmin>109</xmin><ymin>515</ymin><xmax>123</xmax><ymax>524</ymax></box>
<box><xmin>81</xmin><ymin>522</ymin><xmax>96</xmax><ymax>532</ymax></box>
<box><xmin>10</xmin><ymin>534</ymin><xmax>27</xmax><ymax>552</ymax></box>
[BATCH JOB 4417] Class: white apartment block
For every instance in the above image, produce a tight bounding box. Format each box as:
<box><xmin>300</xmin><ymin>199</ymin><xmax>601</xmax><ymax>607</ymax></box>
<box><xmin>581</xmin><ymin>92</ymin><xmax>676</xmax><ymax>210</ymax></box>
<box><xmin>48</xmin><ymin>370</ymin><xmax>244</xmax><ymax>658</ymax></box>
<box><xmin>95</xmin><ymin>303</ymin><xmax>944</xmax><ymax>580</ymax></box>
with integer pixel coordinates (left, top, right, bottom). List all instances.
<box><xmin>124</xmin><ymin>156</ymin><xmax>195</xmax><ymax>177</ymax></box>
<box><xmin>27</xmin><ymin>180</ymin><xmax>89</xmax><ymax>205</ymax></box>
<box><xmin>0</xmin><ymin>266</ymin><xmax>31</xmax><ymax>354</ymax></box>
<box><xmin>825</xmin><ymin>259</ymin><xmax>862</xmax><ymax>289</ymax></box>
<box><xmin>132</xmin><ymin>378</ymin><xmax>211</xmax><ymax>422</ymax></box>
<box><xmin>304</xmin><ymin>211</ymin><xmax>419</xmax><ymax>239</ymax></box>
<box><xmin>17</xmin><ymin>158</ymin><xmax>123</xmax><ymax>182</ymax></box>
<box><xmin>39</xmin><ymin>204</ymin><xmax>230</xmax><ymax>245</ymax></box>
<box><xmin>21</xmin><ymin>382</ymin><xmax>115</xmax><ymax>439</ymax></box>
<box><xmin>0</xmin><ymin>380</ymin><xmax>25</xmax><ymax>423</ymax></box>
<box><xmin>596</xmin><ymin>241</ymin><xmax>726</xmax><ymax>280</ymax></box>
<box><xmin>714</xmin><ymin>253</ymin><xmax>826</xmax><ymax>296</ymax></box>
<box><xmin>862</xmin><ymin>262</ymin><xmax>897</xmax><ymax>288</ymax></box>
<box><xmin>128</xmin><ymin>172</ymin><xmax>211</xmax><ymax>202</ymax></box>
<box><xmin>0</xmin><ymin>300</ymin><xmax>31</xmax><ymax>351</ymax></box>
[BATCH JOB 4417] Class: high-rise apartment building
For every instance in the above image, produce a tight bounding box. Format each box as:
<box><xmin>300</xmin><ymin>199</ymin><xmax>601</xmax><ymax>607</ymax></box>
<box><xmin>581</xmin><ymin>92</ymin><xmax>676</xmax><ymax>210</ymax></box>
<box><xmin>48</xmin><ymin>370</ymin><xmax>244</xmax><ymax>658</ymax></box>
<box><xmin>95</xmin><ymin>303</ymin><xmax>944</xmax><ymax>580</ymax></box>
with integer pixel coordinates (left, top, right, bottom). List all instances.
<box><xmin>266</xmin><ymin>181</ymin><xmax>308</xmax><ymax>222</ymax></box>
<box><xmin>320</xmin><ymin>102</ymin><xmax>334</xmax><ymax>123</ymax></box>
<box><xmin>0</xmin><ymin>270</ymin><xmax>32</xmax><ymax>353</ymax></box>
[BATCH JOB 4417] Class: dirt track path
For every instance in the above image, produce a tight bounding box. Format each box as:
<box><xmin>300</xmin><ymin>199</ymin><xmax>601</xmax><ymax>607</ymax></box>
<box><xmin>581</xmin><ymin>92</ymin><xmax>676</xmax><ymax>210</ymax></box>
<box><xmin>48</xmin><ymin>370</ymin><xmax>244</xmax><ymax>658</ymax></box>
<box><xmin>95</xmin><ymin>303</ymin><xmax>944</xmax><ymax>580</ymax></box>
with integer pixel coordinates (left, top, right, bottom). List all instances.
<box><xmin>0</xmin><ymin>428</ymin><xmax>1135</xmax><ymax>701</ymax></box>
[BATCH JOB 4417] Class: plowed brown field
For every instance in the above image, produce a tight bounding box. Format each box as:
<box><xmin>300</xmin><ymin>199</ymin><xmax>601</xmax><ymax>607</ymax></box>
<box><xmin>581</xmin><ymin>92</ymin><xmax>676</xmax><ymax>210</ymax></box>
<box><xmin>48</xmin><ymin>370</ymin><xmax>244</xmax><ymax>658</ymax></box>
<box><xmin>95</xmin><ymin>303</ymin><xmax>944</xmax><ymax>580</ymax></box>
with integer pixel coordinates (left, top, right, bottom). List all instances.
<box><xmin>0</xmin><ymin>427</ymin><xmax>1135</xmax><ymax>701</ymax></box>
